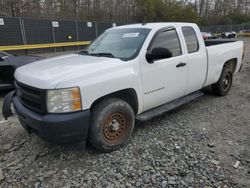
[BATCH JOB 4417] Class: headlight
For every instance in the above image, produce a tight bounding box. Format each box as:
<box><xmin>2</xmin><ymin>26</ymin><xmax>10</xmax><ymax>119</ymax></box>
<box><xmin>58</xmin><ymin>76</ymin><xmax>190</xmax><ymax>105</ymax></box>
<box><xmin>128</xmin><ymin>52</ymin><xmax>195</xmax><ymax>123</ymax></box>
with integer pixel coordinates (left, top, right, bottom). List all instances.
<box><xmin>47</xmin><ymin>87</ymin><xmax>82</xmax><ymax>113</ymax></box>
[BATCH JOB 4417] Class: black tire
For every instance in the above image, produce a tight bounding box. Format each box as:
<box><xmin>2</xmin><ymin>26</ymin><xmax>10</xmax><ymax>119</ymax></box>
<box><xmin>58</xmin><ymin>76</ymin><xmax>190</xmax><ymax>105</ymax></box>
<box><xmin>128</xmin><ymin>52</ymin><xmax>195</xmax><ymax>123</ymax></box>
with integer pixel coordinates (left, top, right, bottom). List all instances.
<box><xmin>212</xmin><ymin>67</ymin><xmax>233</xmax><ymax>96</ymax></box>
<box><xmin>89</xmin><ymin>98</ymin><xmax>135</xmax><ymax>152</ymax></box>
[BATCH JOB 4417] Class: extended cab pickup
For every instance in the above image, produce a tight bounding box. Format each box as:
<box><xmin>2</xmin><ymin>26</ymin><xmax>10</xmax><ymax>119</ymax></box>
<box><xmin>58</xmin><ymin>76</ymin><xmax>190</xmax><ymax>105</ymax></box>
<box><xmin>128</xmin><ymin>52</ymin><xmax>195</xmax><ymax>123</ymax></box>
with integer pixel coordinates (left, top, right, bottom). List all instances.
<box><xmin>2</xmin><ymin>23</ymin><xmax>244</xmax><ymax>152</ymax></box>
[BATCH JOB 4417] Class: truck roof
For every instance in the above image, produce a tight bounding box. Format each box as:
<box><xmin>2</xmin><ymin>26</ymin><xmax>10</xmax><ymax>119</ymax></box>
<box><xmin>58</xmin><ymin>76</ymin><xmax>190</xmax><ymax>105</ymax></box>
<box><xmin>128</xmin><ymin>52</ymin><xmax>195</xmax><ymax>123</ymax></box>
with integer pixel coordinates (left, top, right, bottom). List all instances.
<box><xmin>109</xmin><ymin>22</ymin><xmax>198</xmax><ymax>31</ymax></box>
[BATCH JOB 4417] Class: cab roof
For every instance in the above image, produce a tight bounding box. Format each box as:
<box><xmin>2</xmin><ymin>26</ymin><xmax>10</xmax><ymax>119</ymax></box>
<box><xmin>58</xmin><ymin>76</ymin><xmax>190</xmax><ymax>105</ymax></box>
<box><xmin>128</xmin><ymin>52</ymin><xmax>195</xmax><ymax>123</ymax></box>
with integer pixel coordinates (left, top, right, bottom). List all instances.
<box><xmin>109</xmin><ymin>22</ymin><xmax>198</xmax><ymax>31</ymax></box>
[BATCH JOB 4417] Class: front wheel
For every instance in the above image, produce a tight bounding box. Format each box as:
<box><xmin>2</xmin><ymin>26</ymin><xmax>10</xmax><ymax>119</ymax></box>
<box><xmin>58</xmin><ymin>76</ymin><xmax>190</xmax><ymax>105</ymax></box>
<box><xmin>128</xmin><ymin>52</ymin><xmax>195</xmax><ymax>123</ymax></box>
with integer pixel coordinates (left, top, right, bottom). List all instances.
<box><xmin>212</xmin><ymin>67</ymin><xmax>233</xmax><ymax>96</ymax></box>
<box><xmin>89</xmin><ymin>98</ymin><xmax>135</xmax><ymax>152</ymax></box>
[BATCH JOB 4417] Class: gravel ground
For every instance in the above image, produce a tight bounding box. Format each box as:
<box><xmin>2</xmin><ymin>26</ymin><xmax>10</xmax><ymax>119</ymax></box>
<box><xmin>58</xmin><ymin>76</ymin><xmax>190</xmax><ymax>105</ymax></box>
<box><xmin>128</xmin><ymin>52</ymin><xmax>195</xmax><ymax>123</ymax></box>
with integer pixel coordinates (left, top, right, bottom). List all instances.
<box><xmin>0</xmin><ymin>39</ymin><xmax>250</xmax><ymax>188</ymax></box>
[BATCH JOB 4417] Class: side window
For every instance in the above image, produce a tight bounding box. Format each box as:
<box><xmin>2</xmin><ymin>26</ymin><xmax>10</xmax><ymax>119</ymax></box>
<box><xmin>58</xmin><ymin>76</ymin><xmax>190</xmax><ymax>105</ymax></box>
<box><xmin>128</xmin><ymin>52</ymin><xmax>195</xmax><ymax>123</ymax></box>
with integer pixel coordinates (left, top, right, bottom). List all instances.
<box><xmin>182</xmin><ymin>27</ymin><xmax>199</xmax><ymax>53</ymax></box>
<box><xmin>150</xmin><ymin>29</ymin><xmax>182</xmax><ymax>58</ymax></box>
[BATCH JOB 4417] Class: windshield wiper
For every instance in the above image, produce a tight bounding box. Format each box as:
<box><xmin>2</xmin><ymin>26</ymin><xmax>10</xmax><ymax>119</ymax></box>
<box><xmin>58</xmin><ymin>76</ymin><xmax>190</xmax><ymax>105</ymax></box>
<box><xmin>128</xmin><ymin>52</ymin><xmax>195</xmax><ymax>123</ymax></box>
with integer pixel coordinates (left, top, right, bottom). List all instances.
<box><xmin>79</xmin><ymin>50</ymin><xmax>89</xmax><ymax>55</ymax></box>
<box><xmin>90</xmin><ymin>53</ymin><xmax>115</xmax><ymax>58</ymax></box>
<box><xmin>79</xmin><ymin>51</ymin><xmax>126</xmax><ymax>61</ymax></box>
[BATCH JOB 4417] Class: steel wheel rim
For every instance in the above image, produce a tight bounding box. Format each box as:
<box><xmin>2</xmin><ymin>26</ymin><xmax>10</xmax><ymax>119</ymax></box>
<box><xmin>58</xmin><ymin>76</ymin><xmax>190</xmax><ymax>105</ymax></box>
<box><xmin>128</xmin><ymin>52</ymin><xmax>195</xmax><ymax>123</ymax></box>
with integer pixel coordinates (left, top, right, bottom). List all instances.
<box><xmin>102</xmin><ymin>112</ymin><xmax>127</xmax><ymax>144</ymax></box>
<box><xmin>222</xmin><ymin>73</ymin><xmax>231</xmax><ymax>91</ymax></box>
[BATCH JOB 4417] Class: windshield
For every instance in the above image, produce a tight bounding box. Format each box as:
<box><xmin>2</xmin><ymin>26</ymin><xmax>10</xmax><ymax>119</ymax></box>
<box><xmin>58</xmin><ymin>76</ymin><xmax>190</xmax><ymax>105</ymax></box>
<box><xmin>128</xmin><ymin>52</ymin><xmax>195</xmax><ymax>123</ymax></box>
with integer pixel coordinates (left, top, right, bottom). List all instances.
<box><xmin>80</xmin><ymin>28</ymin><xmax>151</xmax><ymax>60</ymax></box>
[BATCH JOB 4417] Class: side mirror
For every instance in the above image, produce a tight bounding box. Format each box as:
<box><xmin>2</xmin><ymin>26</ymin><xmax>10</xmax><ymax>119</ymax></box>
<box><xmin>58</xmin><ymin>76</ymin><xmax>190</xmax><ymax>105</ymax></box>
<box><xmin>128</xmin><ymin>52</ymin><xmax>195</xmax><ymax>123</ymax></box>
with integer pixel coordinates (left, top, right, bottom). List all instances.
<box><xmin>146</xmin><ymin>47</ymin><xmax>172</xmax><ymax>63</ymax></box>
<box><xmin>0</xmin><ymin>56</ymin><xmax>4</xmax><ymax>61</ymax></box>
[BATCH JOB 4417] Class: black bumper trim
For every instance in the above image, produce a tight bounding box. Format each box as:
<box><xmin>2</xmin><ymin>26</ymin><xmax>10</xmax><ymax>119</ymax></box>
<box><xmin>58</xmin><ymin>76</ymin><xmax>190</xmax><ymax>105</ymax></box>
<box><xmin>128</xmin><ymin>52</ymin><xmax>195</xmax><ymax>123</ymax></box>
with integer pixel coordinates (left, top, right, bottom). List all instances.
<box><xmin>0</xmin><ymin>83</ymin><xmax>13</xmax><ymax>91</ymax></box>
<box><xmin>2</xmin><ymin>91</ymin><xmax>16</xmax><ymax>119</ymax></box>
<box><xmin>13</xmin><ymin>96</ymin><xmax>90</xmax><ymax>144</ymax></box>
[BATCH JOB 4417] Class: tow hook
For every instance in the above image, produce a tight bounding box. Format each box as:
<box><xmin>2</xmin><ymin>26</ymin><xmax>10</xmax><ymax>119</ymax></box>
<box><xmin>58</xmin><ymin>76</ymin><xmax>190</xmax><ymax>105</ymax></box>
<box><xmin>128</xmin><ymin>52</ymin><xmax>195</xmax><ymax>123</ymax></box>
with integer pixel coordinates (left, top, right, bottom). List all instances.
<box><xmin>2</xmin><ymin>91</ymin><xmax>16</xmax><ymax>120</ymax></box>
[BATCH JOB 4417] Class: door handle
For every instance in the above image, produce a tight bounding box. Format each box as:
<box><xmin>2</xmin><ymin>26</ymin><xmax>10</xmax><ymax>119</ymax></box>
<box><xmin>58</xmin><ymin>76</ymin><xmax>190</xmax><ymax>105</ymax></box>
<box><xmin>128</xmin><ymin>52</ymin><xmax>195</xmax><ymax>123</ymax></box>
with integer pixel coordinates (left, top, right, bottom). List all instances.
<box><xmin>176</xmin><ymin>62</ymin><xmax>186</xmax><ymax>68</ymax></box>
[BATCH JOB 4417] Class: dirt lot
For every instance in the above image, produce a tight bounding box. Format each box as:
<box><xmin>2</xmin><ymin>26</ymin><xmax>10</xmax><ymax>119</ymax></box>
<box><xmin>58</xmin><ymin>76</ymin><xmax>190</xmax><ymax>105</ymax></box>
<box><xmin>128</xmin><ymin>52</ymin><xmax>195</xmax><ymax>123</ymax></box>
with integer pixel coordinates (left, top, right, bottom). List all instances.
<box><xmin>0</xmin><ymin>39</ymin><xmax>250</xmax><ymax>188</ymax></box>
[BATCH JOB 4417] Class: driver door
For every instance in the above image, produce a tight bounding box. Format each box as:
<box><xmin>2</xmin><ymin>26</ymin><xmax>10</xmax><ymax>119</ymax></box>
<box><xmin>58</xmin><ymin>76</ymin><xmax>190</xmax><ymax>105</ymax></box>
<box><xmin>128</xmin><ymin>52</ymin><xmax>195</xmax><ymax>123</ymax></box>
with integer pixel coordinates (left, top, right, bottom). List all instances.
<box><xmin>141</xmin><ymin>27</ymin><xmax>188</xmax><ymax>111</ymax></box>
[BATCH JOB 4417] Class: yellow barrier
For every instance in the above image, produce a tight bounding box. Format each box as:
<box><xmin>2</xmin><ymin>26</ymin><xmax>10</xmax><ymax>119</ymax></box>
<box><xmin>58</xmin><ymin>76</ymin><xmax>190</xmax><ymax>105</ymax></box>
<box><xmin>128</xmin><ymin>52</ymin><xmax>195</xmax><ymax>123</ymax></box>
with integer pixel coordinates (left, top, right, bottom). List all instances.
<box><xmin>238</xmin><ymin>33</ymin><xmax>250</xmax><ymax>37</ymax></box>
<box><xmin>1</xmin><ymin>33</ymin><xmax>249</xmax><ymax>51</ymax></box>
<box><xmin>0</xmin><ymin>41</ymin><xmax>91</xmax><ymax>51</ymax></box>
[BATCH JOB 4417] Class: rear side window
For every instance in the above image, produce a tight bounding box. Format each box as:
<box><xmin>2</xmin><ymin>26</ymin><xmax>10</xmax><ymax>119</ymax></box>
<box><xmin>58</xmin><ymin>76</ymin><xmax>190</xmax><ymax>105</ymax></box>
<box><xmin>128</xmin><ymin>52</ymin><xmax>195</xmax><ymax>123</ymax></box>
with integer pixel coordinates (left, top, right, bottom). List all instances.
<box><xmin>150</xmin><ymin>28</ymin><xmax>182</xmax><ymax>57</ymax></box>
<box><xmin>182</xmin><ymin>27</ymin><xmax>199</xmax><ymax>53</ymax></box>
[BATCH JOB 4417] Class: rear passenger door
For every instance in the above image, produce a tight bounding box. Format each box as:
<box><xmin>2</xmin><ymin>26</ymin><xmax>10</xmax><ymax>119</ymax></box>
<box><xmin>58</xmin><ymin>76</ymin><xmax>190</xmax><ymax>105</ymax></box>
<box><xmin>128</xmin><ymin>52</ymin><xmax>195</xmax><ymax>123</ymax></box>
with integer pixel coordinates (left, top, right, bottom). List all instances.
<box><xmin>141</xmin><ymin>27</ymin><xmax>188</xmax><ymax>111</ymax></box>
<box><xmin>181</xmin><ymin>26</ymin><xmax>207</xmax><ymax>94</ymax></box>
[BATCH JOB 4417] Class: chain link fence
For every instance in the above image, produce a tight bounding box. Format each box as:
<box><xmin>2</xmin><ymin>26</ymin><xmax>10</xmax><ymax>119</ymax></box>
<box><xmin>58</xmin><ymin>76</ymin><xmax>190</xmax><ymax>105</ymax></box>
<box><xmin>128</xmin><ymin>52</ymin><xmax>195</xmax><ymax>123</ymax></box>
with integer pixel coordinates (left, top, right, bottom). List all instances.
<box><xmin>201</xmin><ymin>23</ymin><xmax>250</xmax><ymax>33</ymax></box>
<box><xmin>0</xmin><ymin>16</ymin><xmax>123</xmax><ymax>47</ymax></box>
<box><xmin>2</xmin><ymin>16</ymin><xmax>250</xmax><ymax>53</ymax></box>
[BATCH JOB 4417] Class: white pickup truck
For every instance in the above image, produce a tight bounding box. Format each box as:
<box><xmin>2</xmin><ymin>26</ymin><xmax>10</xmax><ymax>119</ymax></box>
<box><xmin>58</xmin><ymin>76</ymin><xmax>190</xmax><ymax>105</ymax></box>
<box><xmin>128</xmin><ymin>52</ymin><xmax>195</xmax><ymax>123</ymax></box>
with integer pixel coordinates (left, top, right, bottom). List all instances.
<box><xmin>2</xmin><ymin>23</ymin><xmax>244</xmax><ymax>152</ymax></box>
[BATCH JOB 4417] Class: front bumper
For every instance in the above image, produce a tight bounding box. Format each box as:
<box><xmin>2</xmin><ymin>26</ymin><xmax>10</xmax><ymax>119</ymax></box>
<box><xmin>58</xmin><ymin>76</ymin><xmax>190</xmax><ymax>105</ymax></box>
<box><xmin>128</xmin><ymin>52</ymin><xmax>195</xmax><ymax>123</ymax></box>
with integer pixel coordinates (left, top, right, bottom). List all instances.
<box><xmin>13</xmin><ymin>96</ymin><xmax>90</xmax><ymax>144</ymax></box>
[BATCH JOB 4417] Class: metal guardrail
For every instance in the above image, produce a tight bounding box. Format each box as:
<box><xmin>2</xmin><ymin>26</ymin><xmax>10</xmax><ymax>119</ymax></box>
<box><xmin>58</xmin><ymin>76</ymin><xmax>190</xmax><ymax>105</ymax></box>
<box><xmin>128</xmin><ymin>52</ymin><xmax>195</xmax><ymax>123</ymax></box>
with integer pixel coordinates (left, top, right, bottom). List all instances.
<box><xmin>0</xmin><ymin>41</ymin><xmax>91</xmax><ymax>51</ymax></box>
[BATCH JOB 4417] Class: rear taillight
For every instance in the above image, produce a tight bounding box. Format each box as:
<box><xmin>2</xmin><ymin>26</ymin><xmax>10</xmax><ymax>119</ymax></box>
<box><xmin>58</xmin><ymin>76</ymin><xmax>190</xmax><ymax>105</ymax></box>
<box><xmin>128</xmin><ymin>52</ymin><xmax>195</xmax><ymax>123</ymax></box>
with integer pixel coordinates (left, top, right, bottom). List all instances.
<box><xmin>203</xmin><ymin>36</ymin><xmax>208</xmax><ymax>40</ymax></box>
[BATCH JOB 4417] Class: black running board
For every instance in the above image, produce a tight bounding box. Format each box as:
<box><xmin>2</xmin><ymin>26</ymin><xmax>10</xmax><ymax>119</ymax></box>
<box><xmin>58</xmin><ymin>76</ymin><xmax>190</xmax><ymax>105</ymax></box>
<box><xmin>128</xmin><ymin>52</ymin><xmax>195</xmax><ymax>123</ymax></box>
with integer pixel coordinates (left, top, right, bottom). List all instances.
<box><xmin>136</xmin><ymin>91</ymin><xmax>204</xmax><ymax>121</ymax></box>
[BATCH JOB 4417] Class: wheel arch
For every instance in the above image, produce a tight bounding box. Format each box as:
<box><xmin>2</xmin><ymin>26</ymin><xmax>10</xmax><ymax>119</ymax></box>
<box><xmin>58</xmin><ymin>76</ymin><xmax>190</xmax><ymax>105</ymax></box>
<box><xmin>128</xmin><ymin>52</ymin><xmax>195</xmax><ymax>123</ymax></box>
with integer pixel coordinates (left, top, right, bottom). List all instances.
<box><xmin>90</xmin><ymin>88</ymin><xmax>139</xmax><ymax>115</ymax></box>
<box><xmin>223</xmin><ymin>58</ymin><xmax>238</xmax><ymax>74</ymax></box>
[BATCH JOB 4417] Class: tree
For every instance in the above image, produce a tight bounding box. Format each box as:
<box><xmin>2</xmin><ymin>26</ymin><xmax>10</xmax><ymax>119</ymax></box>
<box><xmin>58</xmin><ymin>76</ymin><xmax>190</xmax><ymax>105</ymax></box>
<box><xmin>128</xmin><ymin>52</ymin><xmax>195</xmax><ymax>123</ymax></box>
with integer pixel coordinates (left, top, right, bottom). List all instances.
<box><xmin>0</xmin><ymin>0</ymin><xmax>250</xmax><ymax>26</ymax></box>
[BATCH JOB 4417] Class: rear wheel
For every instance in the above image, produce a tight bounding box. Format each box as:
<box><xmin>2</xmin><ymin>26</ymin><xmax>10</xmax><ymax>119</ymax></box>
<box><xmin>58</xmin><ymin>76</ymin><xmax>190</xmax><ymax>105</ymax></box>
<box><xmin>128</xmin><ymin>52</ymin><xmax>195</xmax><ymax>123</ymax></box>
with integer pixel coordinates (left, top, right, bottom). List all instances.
<box><xmin>212</xmin><ymin>67</ymin><xmax>233</xmax><ymax>96</ymax></box>
<box><xmin>89</xmin><ymin>98</ymin><xmax>135</xmax><ymax>152</ymax></box>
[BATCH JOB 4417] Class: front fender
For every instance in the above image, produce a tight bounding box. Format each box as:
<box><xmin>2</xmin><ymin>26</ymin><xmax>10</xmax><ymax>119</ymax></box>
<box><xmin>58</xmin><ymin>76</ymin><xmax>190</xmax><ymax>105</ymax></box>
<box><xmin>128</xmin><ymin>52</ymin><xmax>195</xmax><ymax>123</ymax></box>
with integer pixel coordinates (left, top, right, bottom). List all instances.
<box><xmin>56</xmin><ymin>63</ymin><xmax>143</xmax><ymax>113</ymax></box>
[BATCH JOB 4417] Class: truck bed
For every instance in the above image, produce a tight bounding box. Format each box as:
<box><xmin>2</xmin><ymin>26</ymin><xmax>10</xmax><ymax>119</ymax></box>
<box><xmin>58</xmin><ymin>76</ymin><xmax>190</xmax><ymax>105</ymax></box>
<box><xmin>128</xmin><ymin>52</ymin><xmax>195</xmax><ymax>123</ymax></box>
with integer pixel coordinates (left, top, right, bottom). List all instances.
<box><xmin>205</xmin><ymin>39</ymin><xmax>238</xmax><ymax>46</ymax></box>
<box><xmin>204</xmin><ymin>40</ymin><xmax>244</xmax><ymax>87</ymax></box>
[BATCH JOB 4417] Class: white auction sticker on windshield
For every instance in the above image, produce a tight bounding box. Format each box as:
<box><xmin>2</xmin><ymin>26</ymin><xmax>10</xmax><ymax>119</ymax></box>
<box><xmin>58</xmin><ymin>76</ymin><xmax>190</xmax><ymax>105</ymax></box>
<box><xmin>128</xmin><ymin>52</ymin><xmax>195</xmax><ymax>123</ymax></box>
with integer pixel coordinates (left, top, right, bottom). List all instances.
<box><xmin>0</xmin><ymin>18</ymin><xmax>4</xmax><ymax>25</ymax></box>
<box><xmin>122</xmin><ymin>33</ymin><xmax>139</xmax><ymax>38</ymax></box>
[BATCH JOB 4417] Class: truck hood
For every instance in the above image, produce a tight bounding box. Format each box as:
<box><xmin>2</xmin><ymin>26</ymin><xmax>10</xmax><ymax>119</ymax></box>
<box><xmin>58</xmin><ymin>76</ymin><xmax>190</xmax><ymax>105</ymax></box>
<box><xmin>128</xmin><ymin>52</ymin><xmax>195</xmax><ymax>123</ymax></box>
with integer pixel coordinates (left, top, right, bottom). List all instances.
<box><xmin>15</xmin><ymin>54</ymin><xmax>124</xmax><ymax>89</ymax></box>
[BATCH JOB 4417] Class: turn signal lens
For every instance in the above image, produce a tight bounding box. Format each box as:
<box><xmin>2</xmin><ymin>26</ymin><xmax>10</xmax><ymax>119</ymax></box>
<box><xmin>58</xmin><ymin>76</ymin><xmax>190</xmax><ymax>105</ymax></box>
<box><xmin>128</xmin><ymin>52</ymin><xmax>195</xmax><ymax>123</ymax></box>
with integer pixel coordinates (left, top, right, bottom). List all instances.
<box><xmin>72</xmin><ymin>99</ymin><xmax>82</xmax><ymax>111</ymax></box>
<box><xmin>71</xmin><ymin>88</ymin><xmax>81</xmax><ymax>111</ymax></box>
<box><xmin>72</xmin><ymin>87</ymin><xmax>81</xmax><ymax>99</ymax></box>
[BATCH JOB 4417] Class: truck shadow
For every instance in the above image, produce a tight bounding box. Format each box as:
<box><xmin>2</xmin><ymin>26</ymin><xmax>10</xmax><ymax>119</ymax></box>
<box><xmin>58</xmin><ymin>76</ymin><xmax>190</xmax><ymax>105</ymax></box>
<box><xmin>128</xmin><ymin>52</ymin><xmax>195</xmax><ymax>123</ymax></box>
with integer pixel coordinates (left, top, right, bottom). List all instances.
<box><xmin>134</xmin><ymin>88</ymin><xmax>215</xmax><ymax>131</ymax></box>
<box><xmin>0</xmin><ymin>90</ymin><xmax>217</xmax><ymax>156</ymax></box>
